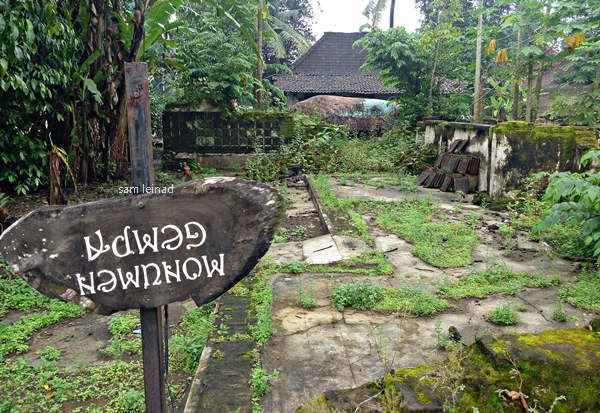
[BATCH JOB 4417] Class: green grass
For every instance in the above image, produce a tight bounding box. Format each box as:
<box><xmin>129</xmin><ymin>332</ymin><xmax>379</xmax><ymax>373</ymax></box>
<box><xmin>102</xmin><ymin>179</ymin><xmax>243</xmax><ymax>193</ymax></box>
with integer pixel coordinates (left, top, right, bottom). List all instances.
<box><xmin>346</xmin><ymin>210</ymin><xmax>370</xmax><ymax>242</ymax></box>
<box><xmin>330</xmin><ymin>279</ymin><xmax>383</xmax><ymax>311</ymax></box>
<box><xmin>374</xmin><ymin>285</ymin><xmax>451</xmax><ymax>316</ymax></box>
<box><xmin>273</xmin><ymin>226</ymin><xmax>308</xmax><ymax>243</ymax></box>
<box><xmin>264</xmin><ymin>252</ymin><xmax>394</xmax><ymax>277</ymax></box>
<box><xmin>543</xmin><ymin>222</ymin><xmax>595</xmax><ymax>260</ymax></box>
<box><xmin>0</xmin><ymin>260</ymin><xmax>86</xmax><ymax>357</ymax></box>
<box><xmin>558</xmin><ymin>265</ymin><xmax>600</xmax><ymax>311</ymax></box>
<box><xmin>438</xmin><ymin>259</ymin><xmax>561</xmax><ymax>299</ymax></box>
<box><xmin>330</xmin><ymin>278</ymin><xmax>450</xmax><ymax>316</ymax></box>
<box><xmin>298</xmin><ymin>280</ymin><xmax>318</xmax><ymax>308</ymax></box>
<box><xmin>247</xmin><ymin>269</ymin><xmax>276</xmax><ymax>346</ymax></box>
<box><xmin>169</xmin><ymin>302</ymin><xmax>216</xmax><ymax>373</ymax></box>
<box><xmin>375</xmin><ymin>199</ymin><xmax>477</xmax><ymax>268</ymax></box>
<box><xmin>0</xmin><ymin>256</ymin><xmax>213</xmax><ymax>412</ymax></box>
<box><xmin>101</xmin><ymin>312</ymin><xmax>142</xmax><ymax>360</ymax></box>
<box><xmin>313</xmin><ymin>174</ymin><xmax>479</xmax><ymax>268</ymax></box>
<box><xmin>0</xmin><ymin>357</ymin><xmax>146</xmax><ymax>413</ymax></box>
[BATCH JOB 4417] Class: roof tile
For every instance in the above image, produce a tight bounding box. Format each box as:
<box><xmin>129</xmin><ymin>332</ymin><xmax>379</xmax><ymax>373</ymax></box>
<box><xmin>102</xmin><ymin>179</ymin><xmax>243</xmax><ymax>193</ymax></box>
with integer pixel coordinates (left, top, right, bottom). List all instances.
<box><xmin>274</xmin><ymin>32</ymin><xmax>401</xmax><ymax>96</ymax></box>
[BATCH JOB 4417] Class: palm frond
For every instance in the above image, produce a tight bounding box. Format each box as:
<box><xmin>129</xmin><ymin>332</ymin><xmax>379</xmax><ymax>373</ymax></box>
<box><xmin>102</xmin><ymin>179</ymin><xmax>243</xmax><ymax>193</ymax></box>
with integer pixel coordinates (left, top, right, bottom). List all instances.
<box><xmin>263</xmin><ymin>21</ymin><xmax>287</xmax><ymax>58</ymax></box>
<box><xmin>268</xmin><ymin>15</ymin><xmax>311</xmax><ymax>55</ymax></box>
<box><xmin>363</xmin><ymin>0</ymin><xmax>387</xmax><ymax>26</ymax></box>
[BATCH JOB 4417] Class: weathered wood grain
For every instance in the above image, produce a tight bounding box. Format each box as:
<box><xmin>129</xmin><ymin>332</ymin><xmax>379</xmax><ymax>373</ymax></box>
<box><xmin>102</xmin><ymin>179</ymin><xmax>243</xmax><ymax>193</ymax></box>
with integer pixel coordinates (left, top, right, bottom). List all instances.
<box><xmin>0</xmin><ymin>178</ymin><xmax>284</xmax><ymax>314</ymax></box>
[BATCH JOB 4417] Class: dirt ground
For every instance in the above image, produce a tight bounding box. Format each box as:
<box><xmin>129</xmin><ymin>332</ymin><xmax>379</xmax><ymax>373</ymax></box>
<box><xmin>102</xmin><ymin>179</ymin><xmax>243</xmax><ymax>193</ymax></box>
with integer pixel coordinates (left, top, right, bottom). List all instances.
<box><xmin>0</xmin><ymin>174</ymin><xmax>320</xmax><ymax>412</ymax></box>
<box><xmin>1</xmin><ymin>173</ymin><xmax>590</xmax><ymax>413</ymax></box>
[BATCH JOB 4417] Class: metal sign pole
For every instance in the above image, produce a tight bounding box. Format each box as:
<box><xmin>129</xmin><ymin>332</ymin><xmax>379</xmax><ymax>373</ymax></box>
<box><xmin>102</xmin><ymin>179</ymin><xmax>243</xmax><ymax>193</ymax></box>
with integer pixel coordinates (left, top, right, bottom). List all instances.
<box><xmin>124</xmin><ymin>62</ymin><xmax>167</xmax><ymax>413</ymax></box>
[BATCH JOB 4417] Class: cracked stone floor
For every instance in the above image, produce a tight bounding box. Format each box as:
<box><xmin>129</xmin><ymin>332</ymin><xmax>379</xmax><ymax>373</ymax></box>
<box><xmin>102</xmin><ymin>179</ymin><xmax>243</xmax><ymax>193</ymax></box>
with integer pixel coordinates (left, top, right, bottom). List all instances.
<box><xmin>187</xmin><ymin>177</ymin><xmax>582</xmax><ymax>413</ymax></box>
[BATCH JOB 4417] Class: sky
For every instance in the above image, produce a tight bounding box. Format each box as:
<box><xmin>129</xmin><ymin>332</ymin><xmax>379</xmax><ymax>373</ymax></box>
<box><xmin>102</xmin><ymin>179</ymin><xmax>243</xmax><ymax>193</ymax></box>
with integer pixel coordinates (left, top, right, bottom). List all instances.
<box><xmin>310</xmin><ymin>0</ymin><xmax>422</xmax><ymax>40</ymax></box>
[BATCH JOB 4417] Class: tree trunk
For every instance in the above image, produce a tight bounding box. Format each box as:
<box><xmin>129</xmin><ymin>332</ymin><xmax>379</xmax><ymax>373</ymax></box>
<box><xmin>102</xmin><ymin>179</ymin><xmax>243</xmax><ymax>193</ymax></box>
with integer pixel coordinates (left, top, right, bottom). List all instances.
<box><xmin>473</xmin><ymin>0</ymin><xmax>483</xmax><ymax>124</ymax></box>
<box><xmin>532</xmin><ymin>6</ymin><xmax>551</xmax><ymax>121</ymax></box>
<box><xmin>526</xmin><ymin>61</ymin><xmax>533</xmax><ymax>122</ymax></box>
<box><xmin>428</xmin><ymin>40</ymin><xmax>441</xmax><ymax>117</ymax></box>
<box><xmin>255</xmin><ymin>0</ymin><xmax>263</xmax><ymax>107</ymax></box>
<box><xmin>532</xmin><ymin>62</ymin><xmax>545</xmax><ymax>121</ymax></box>
<box><xmin>48</xmin><ymin>152</ymin><xmax>66</xmax><ymax>206</ymax></box>
<box><xmin>511</xmin><ymin>29</ymin><xmax>522</xmax><ymax>120</ymax></box>
<box><xmin>389</xmin><ymin>0</ymin><xmax>396</xmax><ymax>28</ymax></box>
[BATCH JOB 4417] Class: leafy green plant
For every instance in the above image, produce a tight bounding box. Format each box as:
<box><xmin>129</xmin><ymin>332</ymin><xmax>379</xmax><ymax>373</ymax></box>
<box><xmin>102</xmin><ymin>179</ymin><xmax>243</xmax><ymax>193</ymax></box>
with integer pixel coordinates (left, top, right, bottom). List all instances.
<box><xmin>330</xmin><ymin>279</ymin><xmax>384</xmax><ymax>311</ymax></box>
<box><xmin>374</xmin><ymin>284</ymin><xmax>450</xmax><ymax>316</ymax></box>
<box><xmin>249</xmin><ymin>362</ymin><xmax>278</xmax><ymax>398</ymax></box>
<box><xmin>36</xmin><ymin>346</ymin><xmax>61</xmax><ymax>362</ymax></box>
<box><xmin>533</xmin><ymin>149</ymin><xmax>600</xmax><ymax>263</ymax></box>
<box><xmin>434</xmin><ymin>317</ymin><xmax>460</xmax><ymax>350</ymax></box>
<box><xmin>487</xmin><ymin>301</ymin><xmax>519</xmax><ymax>325</ymax></box>
<box><xmin>116</xmin><ymin>388</ymin><xmax>144</xmax><ymax>412</ymax></box>
<box><xmin>280</xmin><ymin>260</ymin><xmax>309</xmax><ymax>274</ymax></box>
<box><xmin>0</xmin><ymin>192</ymin><xmax>8</xmax><ymax>209</ymax></box>
<box><xmin>558</xmin><ymin>264</ymin><xmax>600</xmax><ymax>312</ymax></box>
<box><xmin>498</xmin><ymin>224</ymin><xmax>517</xmax><ymax>251</ymax></box>
<box><xmin>438</xmin><ymin>259</ymin><xmax>560</xmax><ymax>299</ymax></box>
<box><xmin>542</xmin><ymin>222</ymin><xmax>595</xmax><ymax>260</ymax></box>
<box><xmin>101</xmin><ymin>312</ymin><xmax>142</xmax><ymax>360</ymax></box>
<box><xmin>498</xmin><ymin>224</ymin><xmax>514</xmax><ymax>238</ymax></box>
<box><xmin>298</xmin><ymin>280</ymin><xmax>318</xmax><ymax>308</ymax></box>
<box><xmin>273</xmin><ymin>226</ymin><xmax>309</xmax><ymax>243</ymax></box>
<box><xmin>464</xmin><ymin>211</ymin><xmax>484</xmax><ymax>229</ymax></box>
<box><xmin>338</xmin><ymin>176</ymin><xmax>353</xmax><ymax>186</ymax></box>
<box><xmin>347</xmin><ymin>210</ymin><xmax>370</xmax><ymax>242</ymax></box>
<box><xmin>169</xmin><ymin>302</ymin><xmax>216</xmax><ymax>373</ymax></box>
<box><xmin>547</xmin><ymin>84</ymin><xmax>600</xmax><ymax>126</ymax></box>
<box><xmin>552</xmin><ymin>300</ymin><xmax>567</xmax><ymax>322</ymax></box>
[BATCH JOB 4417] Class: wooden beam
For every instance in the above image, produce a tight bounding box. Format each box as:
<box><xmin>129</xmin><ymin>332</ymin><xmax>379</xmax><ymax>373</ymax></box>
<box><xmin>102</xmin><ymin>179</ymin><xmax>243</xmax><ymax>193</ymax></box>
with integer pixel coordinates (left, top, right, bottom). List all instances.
<box><xmin>125</xmin><ymin>62</ymin><xmax>166</xmax><ymax>413</ymax></box>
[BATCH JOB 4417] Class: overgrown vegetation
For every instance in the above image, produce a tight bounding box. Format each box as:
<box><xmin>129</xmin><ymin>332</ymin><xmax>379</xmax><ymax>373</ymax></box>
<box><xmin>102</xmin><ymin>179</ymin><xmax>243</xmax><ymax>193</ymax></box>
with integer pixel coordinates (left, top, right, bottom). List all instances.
<box><xmin>438</xmin><ymin>259</ymin><xmax>560</xmax><ymax>299</ymax></box>
<box><xmin>0</xmin><ymin>256</ymin><xmax>216</xmax><ymax>412</ymax></box>
<box><xmin>101</xmin><ymin>313</ymin><xmax>142</xmax><ymax>360</ymax></box>
<box><xmin>273</xmin><ymin>226</ymin><xmax>309</xmax><ymax>243</ymax></box>
<box><xmin>311</xmin><ymin>173</ymin><xmax>479</xmax><ymax>268</ymax></box>
<box><xmin>298</xmin><ymin>280</ymin><xmax>318</xmax><ymax>308</ymax></box>
<box><xmin>533</xmin><ymin>150</ymin><xmax>600</xmax><ymax>263</ymax></box>
<box><xmin>169</xmin><ymin>302</ymin><xmax>216</xmax><ymax>373</ymax></box>
<box><xmin>246</xmin><ymin>122</ymin><xmax>436</xmax><ymax>183</ymax></box>
<box><xmin>330</xmin><ymin>278</ymin><xmax>450</xmax><ymax>316</ymax></box>
<box><xmin>487</xmin><ymin>300</ymin><xmax>519</xmax><ymax>325</ymax></box>
<box><xmin>558</xmin><ymin>264</ymin><xmax>600</xmax><ymax>312</ymax></box>
<box><xmin>0</xmin><ymin>258</ymin><xmax>86</xmax><ymax>357</ymax></box>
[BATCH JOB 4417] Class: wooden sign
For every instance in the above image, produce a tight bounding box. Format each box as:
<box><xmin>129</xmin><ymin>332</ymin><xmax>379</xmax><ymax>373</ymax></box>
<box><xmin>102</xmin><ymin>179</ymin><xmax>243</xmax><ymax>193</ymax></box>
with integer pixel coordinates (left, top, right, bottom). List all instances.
<box><xmin>0</xmin><ymin>178</ymin><xmax>284</xmax><ymax>314</ymax></box>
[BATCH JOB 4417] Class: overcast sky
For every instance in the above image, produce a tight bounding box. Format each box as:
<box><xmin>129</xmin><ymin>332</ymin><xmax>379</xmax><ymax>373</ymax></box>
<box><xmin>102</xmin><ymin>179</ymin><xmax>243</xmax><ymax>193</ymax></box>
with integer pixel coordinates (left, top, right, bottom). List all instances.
<box><xmin>310</xmin><ymin>0</ymin><xmax>422</xmax><ymax>40</ymax></box>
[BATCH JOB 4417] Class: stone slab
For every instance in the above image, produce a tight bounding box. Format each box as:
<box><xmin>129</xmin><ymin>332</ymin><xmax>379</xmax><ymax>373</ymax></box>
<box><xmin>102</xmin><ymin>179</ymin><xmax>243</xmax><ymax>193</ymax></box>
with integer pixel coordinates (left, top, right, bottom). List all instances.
<box><xmin>302</xmin><ymin>234</ymin><xmax>342</xmax><ymax>265</ymax></box>
<box><xmin>332</xmin><ymin>235</ymin><xmax>369</xmax><ymax>260</ymax></box>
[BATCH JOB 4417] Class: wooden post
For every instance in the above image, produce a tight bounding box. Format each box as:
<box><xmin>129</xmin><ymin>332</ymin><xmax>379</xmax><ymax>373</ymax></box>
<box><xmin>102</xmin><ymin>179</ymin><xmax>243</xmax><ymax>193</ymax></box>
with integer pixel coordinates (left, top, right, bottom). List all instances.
<box><xmin>124</xmin><ymin>62</ymin><xmax>167</xmax><ymax>413</ymax></box>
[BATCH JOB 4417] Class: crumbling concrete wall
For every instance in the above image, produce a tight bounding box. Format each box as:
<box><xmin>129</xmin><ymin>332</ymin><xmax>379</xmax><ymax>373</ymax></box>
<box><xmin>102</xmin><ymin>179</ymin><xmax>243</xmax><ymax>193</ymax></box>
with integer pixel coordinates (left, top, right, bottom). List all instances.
<box><xmin>423</xmin><ymin>120</ymin><xmax>599</xmax><ymax>199</ymax></box>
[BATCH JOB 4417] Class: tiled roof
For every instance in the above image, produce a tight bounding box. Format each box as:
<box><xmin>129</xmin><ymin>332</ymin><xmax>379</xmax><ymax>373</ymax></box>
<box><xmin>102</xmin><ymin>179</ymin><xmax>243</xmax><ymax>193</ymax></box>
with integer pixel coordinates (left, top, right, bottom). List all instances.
<box><xmin>273</xmin><ymin>32</ymin><xmax>401</xmax><ymax>96</ymax></box>
<box><xmin>272</xmin><ymin>74</ymin><xmax>399</xmax><ymax>95</ymax></box>
<box><xmin>292</xmin><ymin>32</ymin><xmax>368</xmax><ymax>75</ymax></box>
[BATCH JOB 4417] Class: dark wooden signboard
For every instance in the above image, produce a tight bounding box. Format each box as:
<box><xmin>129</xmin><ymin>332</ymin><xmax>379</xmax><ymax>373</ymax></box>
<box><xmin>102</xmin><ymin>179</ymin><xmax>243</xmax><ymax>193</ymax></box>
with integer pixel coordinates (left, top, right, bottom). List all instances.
<box><xmin>0</xmin><ymin>178</ymin><xmax>284</xmax><ymax>315</ymax></box>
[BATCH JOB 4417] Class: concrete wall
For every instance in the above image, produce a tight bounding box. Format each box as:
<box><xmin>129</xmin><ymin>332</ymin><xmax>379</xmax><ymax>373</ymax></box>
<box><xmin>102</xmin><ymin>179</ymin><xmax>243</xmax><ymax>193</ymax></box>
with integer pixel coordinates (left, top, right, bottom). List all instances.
<box><xmin>423</xmin><ymin>121</ymin><xmax>599</xmax><ymax>199</ymax></box>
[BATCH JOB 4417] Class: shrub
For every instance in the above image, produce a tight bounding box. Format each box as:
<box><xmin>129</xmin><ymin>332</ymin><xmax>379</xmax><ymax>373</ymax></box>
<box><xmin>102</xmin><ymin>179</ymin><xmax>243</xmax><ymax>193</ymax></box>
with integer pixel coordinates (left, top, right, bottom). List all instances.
<box><xmin>488</xmin><ymin>301</ymin><xmax>519</xmax><ymax>325</ymax></box>
<box><xmin>330</xmin><ymin>279</ymin><xmax>383</xmax><ymax>311</ymax></box>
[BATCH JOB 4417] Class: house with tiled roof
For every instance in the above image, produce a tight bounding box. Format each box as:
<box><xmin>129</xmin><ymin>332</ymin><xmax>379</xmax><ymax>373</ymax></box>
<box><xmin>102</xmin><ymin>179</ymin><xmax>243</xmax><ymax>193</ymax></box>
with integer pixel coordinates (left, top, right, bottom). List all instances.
<box><xmin>273</xmin><ymin>32</ymin><xmax>401</xmax><ymax>105</ymax></box>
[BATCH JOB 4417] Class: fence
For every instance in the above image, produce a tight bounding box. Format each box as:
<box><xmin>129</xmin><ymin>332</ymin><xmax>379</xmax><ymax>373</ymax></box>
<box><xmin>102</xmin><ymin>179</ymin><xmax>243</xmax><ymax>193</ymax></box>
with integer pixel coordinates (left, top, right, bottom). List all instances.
<box><xmin>163</xmin><ymin>111</ymin><xmax>294</xmax><ymax>154</ymax></box>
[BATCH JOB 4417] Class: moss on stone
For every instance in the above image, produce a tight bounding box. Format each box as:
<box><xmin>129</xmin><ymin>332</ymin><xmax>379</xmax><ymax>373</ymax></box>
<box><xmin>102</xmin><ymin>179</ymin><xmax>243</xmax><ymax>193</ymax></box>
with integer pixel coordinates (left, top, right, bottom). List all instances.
<box><xmin>490</xmin><ymin>121</ymin><xmax>597</xmax><ymax>148</ymax></box>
